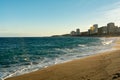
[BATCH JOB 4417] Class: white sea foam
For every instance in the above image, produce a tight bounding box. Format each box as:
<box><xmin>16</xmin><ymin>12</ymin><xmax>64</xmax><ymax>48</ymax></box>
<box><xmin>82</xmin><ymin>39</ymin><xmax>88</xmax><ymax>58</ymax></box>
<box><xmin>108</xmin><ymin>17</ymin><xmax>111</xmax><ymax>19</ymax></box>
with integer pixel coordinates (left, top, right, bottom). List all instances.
<box><xmin>102</xmin><ymin>40</ymin><xmax>113</xmax><ymax>45</ymax></box>
<box><xmin>78</xmin><ymin>44</ymin><xmax>86</xmax><ymax>47</ymax></box>
<box><xmin>0</xmin><ymin>37</ymin><xmax>117</xmax><ymax>80</ymax></box>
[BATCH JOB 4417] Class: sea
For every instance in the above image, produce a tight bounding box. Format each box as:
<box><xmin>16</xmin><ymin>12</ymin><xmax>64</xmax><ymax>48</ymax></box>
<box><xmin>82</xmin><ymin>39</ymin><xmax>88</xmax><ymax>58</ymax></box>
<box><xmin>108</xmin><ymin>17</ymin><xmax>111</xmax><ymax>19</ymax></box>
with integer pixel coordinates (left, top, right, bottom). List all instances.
<box><xmin>0</xmin><ymin>37</ymin><xmax>117</xmax><ymax>80</ymax></box>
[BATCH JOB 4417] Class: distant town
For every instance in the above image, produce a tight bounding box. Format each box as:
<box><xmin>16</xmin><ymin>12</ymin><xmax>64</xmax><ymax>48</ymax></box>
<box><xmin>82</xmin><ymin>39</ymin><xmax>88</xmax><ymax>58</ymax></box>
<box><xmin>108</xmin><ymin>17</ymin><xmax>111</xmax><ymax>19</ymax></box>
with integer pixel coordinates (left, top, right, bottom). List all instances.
<box><xmin>52</xmin><ymin>22</ymin><xmax>120</xmax><ymax>37</ymax></box>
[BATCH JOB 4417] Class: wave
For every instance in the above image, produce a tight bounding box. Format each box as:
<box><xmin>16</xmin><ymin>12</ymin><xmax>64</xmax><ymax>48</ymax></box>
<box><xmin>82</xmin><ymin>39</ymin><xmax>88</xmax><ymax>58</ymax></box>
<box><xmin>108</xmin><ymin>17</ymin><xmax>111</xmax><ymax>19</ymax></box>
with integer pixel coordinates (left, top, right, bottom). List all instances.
<box><xmin>101</xmin><ymin>37</ymin><xmax>117</xmax><ymax>45</ymax></box>
<box><xmin>102</xmin><ymin>40</ymin><xmax>113</xmax><ymax>45</ymax></box>
<box><xmin>78</xmin><ymin>44</ymin><xmax>86</xmax><ymax>47</ymax></box>
<box><xmin>0</xmin><ymin>37</ymin><xmax>117</xmax><ymax>80</ymax></box>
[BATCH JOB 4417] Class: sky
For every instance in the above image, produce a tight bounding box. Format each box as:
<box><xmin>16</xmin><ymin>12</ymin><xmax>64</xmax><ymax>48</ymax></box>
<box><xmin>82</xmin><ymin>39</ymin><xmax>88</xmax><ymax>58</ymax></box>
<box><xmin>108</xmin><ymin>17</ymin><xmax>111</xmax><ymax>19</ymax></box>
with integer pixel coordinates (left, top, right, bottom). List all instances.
<box><xmin>0</xmin><ymin>0</ymin><xmax>120</xmax><ymax>37</ymax></box>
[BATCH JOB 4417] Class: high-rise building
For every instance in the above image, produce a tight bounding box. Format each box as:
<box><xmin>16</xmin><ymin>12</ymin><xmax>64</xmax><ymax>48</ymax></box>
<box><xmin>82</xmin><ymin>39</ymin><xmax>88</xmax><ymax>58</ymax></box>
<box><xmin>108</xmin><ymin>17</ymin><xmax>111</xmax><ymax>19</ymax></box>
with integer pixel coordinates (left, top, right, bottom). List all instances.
<box><xmin>114</xmin><ymin>26</ymin><xmax>119</xmax><ymax>34</ymax></box>
<box><xmin>98</xmin><ymin>26</ymin><xmax>107</xmax><ymax>34</ymax></box>
<box><xmin>89</xmin><ymin>24</ymin><xmax>98</xmax><ymax>34</ymax></box>
<box><xmin>107</xmin><ymin>22</ymin><xmax>115</xmax><ymax>34</ymax></box>
<box><xmin>93</xmin><ymin>24</ymin><xmax>98</xmax><ymax>33</ymax></box>
<box><xmin>102</xmin><ymin>26</ymin><xmax>107</xmax><ymax>34</ymax></box>
<box><xmin>118</xmin><ymin>27</ymin><xmax>120</xmax><ymax>34</ymax></box>
<box><xmin>118</xmin><ymin>27</ymin><xmax>120</xmax><ymax>32</ymax></box>
<box><xmin>90</xmin><ymin>26</ymin><xmax>94</xmax><ymax>34</ymax></box>
<box><xmin>76</xmin><ymin>28</ymin><xmax>80</xmax><ymax>35</ymax></box>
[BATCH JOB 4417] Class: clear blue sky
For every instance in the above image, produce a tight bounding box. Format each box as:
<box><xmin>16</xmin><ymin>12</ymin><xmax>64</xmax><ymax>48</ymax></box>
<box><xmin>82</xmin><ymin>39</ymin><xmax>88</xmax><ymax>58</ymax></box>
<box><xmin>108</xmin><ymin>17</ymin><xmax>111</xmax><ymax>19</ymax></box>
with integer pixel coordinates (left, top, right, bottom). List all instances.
<box><xmin>0</xmin><ymin>0</ymin><xmax>120</xmax><ymax>37</ymax></box>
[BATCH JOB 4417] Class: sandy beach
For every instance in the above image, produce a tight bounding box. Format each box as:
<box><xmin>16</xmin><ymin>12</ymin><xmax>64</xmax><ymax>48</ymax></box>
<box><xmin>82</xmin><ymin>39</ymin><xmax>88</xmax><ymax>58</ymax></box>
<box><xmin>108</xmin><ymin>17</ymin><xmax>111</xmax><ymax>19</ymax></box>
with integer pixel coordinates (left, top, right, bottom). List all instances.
<box><xmin>5</xmin><ymin>38</ymin><xmax>120</xmax><ymax>80</ymax></box>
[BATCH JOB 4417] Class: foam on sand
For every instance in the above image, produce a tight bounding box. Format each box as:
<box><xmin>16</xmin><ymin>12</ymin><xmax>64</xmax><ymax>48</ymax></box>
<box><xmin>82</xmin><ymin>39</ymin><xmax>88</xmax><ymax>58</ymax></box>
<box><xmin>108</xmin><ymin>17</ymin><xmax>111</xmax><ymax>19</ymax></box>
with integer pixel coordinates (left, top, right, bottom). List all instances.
<box><xmin>4</xmin><ymin>37</ymin><xmax>120</xmax><ymax>80</ymax></box>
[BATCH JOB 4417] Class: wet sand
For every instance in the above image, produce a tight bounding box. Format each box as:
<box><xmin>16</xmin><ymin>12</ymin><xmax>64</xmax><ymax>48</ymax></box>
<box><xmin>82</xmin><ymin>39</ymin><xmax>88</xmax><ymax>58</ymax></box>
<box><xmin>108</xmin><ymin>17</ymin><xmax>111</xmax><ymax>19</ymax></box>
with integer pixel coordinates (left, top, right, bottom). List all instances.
<box><xmin>5</xmin><ymin>39</ymin><xmax>120</xmax><ymax>80</ymax></box>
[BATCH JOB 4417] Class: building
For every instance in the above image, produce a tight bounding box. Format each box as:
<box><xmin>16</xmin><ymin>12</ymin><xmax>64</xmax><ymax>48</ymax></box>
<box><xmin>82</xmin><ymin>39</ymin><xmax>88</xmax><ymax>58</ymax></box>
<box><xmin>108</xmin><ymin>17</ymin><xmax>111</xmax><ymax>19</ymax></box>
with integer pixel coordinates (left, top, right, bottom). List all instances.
<box><xmin>118</xmin><ymin>27</ymin><xmax>120</xmax><ymax>33</ymax></box>
<box><xmin>76</xmin><ymin>28</ymin><xmax>80</xmax><ymax>36</ymax></box>
<box><xmin>93</xmin><ymin>24</ymin><xmax>98</xmax><ymax>33</ymax></box>
<box><xmin>81</xmin><ymin>31</ymin><xmax>88</xmax><ymax>36</ymax></box>
<box><xmin>69</xmin><ymin>22</ymin><xmax>120</xmax><ymax>37</ymax></box>
<box><xmin>90</xmin><ymin>26</ymin><xmax>94</xmax><ymax>34</ymax></box>
<box><xmin>89</xmin><ymin>24</ymin><xmax>98</xmax><ymax>35</ymax></box>
<box><xmin>118</xmin><ymin>27</ymin><xmax>120</xmax><ymax>34</ymax></box>
<box><xmin>70</xmin><ymin>31</ymin><xmax>76</xmax><ymax>36</ymax></box>
<box><xmin>114</xmin><ymin>26</ymin><xmax>118</xmax><ymax>34</ymax></box>
<box><xmin>88</xmin><ymin>29</ymin><xmax>91</xmax><ymax>35</ymax></box>
<box><xmin>70</xmin><ymin>28</ymin><xmax>80</xmax><ymax>36</ymax></box>
<box><xmin>107</xmin><ymin>22</ymin><xmax>115</xmax><ymax>34</ymax></box>
<box><xmin>114</xmin><ymin>26</ymin><xmax>120</xmax><ymax>34</ymax></box>
<box><xmin>98</xmin><ymin>26</ymin><xmax>107</xmax><ymax>35</ymax></box>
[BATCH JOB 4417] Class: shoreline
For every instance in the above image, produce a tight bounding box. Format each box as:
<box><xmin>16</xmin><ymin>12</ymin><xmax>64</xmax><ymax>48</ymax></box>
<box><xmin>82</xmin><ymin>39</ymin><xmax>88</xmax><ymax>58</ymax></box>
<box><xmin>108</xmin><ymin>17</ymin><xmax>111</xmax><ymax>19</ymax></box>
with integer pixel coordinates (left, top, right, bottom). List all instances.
<box><xmin>5</xmin><ymin>38</ymin><xmax>120</xmax><ymax>80</ymax></box>
<box><xmin>1</xmin><ymin>37</ymin><xmax>116</xmax><ymax>80</ymax></box>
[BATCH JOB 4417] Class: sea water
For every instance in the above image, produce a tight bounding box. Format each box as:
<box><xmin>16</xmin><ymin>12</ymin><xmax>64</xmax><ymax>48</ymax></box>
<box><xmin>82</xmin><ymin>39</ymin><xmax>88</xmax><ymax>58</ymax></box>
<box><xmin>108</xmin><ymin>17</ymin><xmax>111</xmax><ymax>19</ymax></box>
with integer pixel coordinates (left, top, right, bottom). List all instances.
<box><xmin>0</xmin><ymin>37</ymin><xmax>117</xmax><ymax>80</ymax></box>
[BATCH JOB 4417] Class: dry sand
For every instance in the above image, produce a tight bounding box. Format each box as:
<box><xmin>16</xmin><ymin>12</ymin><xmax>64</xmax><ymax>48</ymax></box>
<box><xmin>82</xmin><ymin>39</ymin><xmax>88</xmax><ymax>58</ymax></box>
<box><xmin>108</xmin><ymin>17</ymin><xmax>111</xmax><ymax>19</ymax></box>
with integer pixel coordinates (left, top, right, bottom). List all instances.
<box><xmin>5</xmin><ymin>38</ymin><xmax>120</xmax><ymax>80</ymax></box>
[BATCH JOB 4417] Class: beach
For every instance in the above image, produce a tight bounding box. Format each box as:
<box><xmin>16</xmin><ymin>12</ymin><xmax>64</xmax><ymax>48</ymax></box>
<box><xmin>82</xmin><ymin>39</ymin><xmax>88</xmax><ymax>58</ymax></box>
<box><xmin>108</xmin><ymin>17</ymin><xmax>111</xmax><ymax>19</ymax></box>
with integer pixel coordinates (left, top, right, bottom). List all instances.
<box><xmin>4</xmin><ymin>38</ymin><xmax>120</xmax><ymax>80</ymax></box>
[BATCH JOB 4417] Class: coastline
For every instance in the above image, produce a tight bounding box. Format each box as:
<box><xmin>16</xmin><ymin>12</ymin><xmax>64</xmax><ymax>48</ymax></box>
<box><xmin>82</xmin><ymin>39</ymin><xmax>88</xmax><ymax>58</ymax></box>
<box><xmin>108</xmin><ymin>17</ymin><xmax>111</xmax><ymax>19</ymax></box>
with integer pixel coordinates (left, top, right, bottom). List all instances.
<box><xmin>5</xmin><ymin>37</ymin><xmax>120</xmax><ymax>80</ymax></box>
